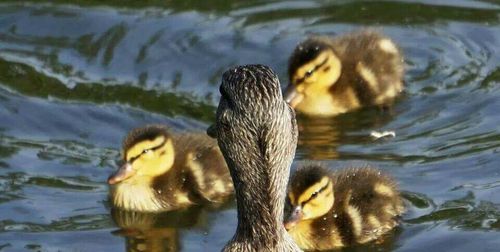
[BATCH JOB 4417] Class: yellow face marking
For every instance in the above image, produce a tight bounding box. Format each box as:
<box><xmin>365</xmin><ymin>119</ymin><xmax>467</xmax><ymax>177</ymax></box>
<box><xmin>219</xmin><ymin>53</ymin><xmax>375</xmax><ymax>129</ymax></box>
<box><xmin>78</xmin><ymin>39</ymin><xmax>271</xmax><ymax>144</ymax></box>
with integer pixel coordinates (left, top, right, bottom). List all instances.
<box><xmin>378</xmin><ymin>39</ymin><xmax>398</xmax><ymax>54</ymax></box>
<box><xmin>356</xmin><ymin>61</ymin><xmax>379</xmax><ymax>93</ymax></box>
<box><xmin>374</xmin><ymin>183</ymin><xmax>395</xmax><ymax>197</ymax></box>
<box><xmin>292</xmin><ymin>50</ymin><xmax>341</xmax><ymax>94</ymax></box>
<box><xmin>298</xmin><ymin>176</ymin><xmax>334</xmax><ymax>220</ymax></box>
<box><xmin>297</xmin><ymin>177</ymin><xmax>329</xmax><ymax>203</ymax></box>
<box><xmin>126</xmin><ymin>136</ymin><xmax>165</xmax><ymax>161</ymax></box>
<box><xmin>125</xmin><ymin>137</ymin><xmax>175</xmax><ymax>180</ymax></box>
<box><xmin>345</xmin><ymin>204</ymin><xmax>362</xmax><ymax>237</ymax></box>
<box><xmin>289</xmin><ymin>49</ymin><xmax>345</xmax><ymax>116</ymax></box>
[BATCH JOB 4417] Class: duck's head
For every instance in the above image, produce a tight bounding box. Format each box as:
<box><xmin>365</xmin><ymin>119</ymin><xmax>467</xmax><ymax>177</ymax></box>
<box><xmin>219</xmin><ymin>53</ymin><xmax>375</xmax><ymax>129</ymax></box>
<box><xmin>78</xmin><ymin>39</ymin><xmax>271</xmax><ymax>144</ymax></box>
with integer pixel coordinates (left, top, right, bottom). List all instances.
<box><xmin>208</xmin><ymin>64</ymin><xmax>298</xmax><ymax>172</ymax></box>
<box><xmin>108</xmin><ymin>125</ymin><xmax>175</xmax><ymax>185</ymax></box>
<box><xmin>285</xmin><ymin>165</ymin><xmax>334</xmax><ymax>230</ymax></box>
<box><xmin>284</xmin><ymin>37</ymin><xmax>342</xmax><ymax>108</ymax></box>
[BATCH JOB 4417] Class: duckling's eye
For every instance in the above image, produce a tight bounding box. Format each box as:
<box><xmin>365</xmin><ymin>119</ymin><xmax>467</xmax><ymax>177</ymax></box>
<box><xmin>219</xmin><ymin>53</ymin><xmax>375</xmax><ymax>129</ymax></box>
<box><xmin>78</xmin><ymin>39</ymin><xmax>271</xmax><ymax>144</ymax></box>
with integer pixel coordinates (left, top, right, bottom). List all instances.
<box><xmin>142</xmin><ymin>149</ymin><xmax>151</xmax><ymax>154</ymax></box>
<box><xmin>311</xmin><ymin>191</ymin><xmax>319</xmax><ymax>199</ymax></box>
<box><xmin>304</xmin><ymin>70</ymin><xmax>313</xmax><ymax>78</ymax></box>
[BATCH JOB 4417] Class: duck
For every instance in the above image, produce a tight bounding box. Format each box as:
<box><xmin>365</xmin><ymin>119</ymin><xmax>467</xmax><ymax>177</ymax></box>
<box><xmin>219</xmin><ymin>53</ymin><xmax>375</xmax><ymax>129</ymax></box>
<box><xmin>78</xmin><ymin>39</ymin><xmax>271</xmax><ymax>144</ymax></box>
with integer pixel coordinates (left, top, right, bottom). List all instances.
<box><xmin>208</xmin><ymin>64</ymin><xmax>302</xmax><ymax>251</ymax></box>
<box><xmin>285</xmin><ymin>164</ymin><xmax>405</xmax><ymax>250</ymax></box>
<box><xmin>284</xmin><ymin>30</ymin><xmax>405</xmax><ymax>117</ymax></box>
<box><xmin>108</xmin><ymin>124</ymin><xmax>234</xmax><ymax>212</ymax></box>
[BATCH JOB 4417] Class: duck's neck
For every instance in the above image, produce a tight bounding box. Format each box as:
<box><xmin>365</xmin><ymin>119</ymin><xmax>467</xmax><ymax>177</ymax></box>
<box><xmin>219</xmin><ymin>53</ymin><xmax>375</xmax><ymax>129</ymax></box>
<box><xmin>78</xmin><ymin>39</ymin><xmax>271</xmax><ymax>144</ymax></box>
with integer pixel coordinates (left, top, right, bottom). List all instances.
<box><xmin>227</xmin><ymin>154</ymin><xmax>295</xmax><ymax>249</ymax></box>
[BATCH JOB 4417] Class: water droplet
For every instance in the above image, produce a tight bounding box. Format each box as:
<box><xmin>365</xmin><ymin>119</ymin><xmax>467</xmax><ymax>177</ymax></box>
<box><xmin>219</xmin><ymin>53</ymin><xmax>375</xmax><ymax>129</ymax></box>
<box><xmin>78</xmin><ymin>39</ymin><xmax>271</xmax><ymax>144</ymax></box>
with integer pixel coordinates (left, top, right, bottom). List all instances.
<box><xmin>323</xmin><ymin>217</ymin><xmax>327</xmax><ymax>221</ymax></box>
<box><xmin>333</xmin><ymin>214</ymin><xmax>338</xmax><ymax>218</ymax></box>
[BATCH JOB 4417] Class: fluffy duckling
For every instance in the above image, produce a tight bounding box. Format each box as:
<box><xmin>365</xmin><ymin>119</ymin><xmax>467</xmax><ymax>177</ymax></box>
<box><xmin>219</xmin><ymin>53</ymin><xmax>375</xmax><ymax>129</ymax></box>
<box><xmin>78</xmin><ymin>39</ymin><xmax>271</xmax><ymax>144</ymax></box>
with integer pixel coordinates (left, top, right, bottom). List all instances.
<box><xmin>209</xmin><ymin>65</ymin><xmax>301</xmax><ymax>251</ymax></box>
<box><xmin>285</xmin><ymin>164</ymin><xmax>405</xmax><ymax>250</ymax></box>
<box><xmin>285</xmin><ymin>30</ymin><xmax>404</xmax><ymax>117</ymax></box>
<box><xmin>108</xmin><ymin>125</ymin><xmax>233</xmax><ymax>212</ymax></box>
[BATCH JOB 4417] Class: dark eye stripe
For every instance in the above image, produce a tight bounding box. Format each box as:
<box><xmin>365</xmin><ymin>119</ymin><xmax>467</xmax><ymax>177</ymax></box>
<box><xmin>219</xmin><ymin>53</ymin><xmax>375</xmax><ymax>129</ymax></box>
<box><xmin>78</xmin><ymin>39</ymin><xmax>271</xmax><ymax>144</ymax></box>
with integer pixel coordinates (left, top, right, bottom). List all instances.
<box><xmin>302</xmin><ymin>180</ymin><xmax>330</xmax><ymax>206</ymax></box>
<box><xmin>295</xmin><ymin>56</ymin><xmax>330</xmax><ymax>85</ymax></box>
<box><xmin>128</xmin><ymin>138</ymin><xmax>167</xmax><ymax>164</ymax></box>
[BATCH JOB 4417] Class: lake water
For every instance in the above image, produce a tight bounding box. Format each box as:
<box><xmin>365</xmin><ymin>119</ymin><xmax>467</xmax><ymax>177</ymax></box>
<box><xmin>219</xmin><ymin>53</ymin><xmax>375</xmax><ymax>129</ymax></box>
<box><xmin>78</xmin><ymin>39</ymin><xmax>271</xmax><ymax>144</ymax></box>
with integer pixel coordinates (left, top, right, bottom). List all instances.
<box><xmin>0</xmin><ymin>1</ymin><xmax>499</xmax><ymax>251</ymax></box>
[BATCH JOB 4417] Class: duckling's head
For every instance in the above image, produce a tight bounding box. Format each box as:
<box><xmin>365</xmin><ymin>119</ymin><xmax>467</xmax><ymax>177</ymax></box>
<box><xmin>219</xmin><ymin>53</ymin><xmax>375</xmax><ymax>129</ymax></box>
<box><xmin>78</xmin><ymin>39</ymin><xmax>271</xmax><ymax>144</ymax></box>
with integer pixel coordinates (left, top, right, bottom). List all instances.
<box><xmin>285</xmin><ymin>37</ymin><xmax>342</xmax><ymax>107</ymax></box>
<box><xmin>285</xmin><ymin>165</ymin><xmax>334</xmax><ymax>230</ymax></box>
<box><xmin>108</xmin><ymin>125</ymin><xmax>175</xmax><ymax>185</ymax></box>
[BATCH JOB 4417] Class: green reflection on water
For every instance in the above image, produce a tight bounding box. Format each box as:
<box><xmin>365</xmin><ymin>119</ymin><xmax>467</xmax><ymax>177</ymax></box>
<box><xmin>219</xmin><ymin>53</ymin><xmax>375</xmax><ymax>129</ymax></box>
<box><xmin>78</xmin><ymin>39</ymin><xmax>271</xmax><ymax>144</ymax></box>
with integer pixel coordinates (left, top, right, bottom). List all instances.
<box><xmin>0</xmin><ymin>58</ymin><xmax>215</xmax><ymax>122</ymax></box>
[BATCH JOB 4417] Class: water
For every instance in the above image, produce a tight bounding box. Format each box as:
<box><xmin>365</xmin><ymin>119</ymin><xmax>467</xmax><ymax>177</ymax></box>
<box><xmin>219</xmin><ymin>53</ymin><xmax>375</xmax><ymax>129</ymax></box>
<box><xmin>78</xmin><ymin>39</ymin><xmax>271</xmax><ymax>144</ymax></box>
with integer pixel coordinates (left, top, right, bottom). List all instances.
<box><xmin>0</xmin><ymin>1</ymin><xmax>499</xmax><ymax>251</ymax></box>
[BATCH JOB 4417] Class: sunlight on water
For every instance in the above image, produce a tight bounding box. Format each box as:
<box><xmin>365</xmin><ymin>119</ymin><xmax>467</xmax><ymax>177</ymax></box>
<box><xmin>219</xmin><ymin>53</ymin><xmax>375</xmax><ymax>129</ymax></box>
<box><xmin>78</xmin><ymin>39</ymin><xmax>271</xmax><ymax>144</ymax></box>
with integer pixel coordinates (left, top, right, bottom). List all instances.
<box><xmin>0</xmin><ymin>1</ymin><xmax>499</xmax><ymax>251</ymax></box>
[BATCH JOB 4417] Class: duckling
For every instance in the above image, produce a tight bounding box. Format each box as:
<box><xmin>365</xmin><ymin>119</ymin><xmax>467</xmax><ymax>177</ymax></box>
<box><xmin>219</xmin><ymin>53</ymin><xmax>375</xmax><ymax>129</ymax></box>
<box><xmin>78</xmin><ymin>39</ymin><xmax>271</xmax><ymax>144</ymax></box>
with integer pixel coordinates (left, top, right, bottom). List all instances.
<box><xmin>285</xmin><ymin>164</ymin><xmax>405</xmax><ymax>251</ymax></box>
<box><xmin>285</xmin><ymin>30</ymin><xmax>404</xmax><ymax>117</ymax></box>
<box><xmin>209</xmin><ymin>65</ymin><xmax>301</xmax><ymax>251</ymax></box>
<box><xmin>108</xmin><ymin>124</ymin><xmax>233</xmax><ymax>212</ymax></box>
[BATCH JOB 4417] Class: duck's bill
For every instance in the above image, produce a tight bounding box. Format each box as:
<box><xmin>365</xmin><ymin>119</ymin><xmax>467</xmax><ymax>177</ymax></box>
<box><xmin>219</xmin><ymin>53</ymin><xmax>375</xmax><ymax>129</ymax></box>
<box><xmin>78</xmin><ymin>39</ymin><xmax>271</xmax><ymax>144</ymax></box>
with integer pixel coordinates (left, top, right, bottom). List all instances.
<box><xmin>207</xmin><ymin>124</ymin><xmax>217</xmax><ymax>138</ymax></box>
<box><xmin>283</xmin><ymin>85</ymin><xmax>303</xmax><ymax>108</ymax></box>
<box><xmin>284</xmin><ymin>206</ymin><xmax>304</xmax><ymax>230</ymax></box>
<box><xmin>108</xmin><ymin>162</ymin><xmax>135</xmax><ymax>185</ymax></box>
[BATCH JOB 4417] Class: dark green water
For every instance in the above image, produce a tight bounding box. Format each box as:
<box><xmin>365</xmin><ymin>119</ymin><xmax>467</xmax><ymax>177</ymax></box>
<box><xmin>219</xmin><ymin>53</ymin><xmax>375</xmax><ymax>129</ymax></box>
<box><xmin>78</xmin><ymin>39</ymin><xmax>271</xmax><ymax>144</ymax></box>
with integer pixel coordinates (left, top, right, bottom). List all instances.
<box><xmin>0</xmin><ymin>1</ymin><xmax>499</xmax><ymax>251</ymax></box>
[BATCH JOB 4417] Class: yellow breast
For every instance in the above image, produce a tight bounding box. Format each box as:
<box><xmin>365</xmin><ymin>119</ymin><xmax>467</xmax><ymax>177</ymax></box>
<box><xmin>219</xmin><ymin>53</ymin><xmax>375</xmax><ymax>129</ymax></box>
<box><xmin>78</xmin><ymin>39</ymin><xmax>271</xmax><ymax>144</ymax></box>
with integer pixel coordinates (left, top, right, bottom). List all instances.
<box><xmin>287</xmin><ymin>219</ymin><xmax>344</xmax><ymax>250</ymax></box>
<box><xmin>295</xmin><ymin>87</ymin><xmax>361</xmax><ymax>116</ymax></box>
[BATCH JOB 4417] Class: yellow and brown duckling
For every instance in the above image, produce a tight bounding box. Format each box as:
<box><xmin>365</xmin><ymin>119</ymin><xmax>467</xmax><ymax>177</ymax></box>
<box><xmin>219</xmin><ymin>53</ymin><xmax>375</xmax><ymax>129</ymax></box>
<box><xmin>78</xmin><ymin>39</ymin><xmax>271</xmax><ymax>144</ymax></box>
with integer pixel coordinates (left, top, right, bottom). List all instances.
<box><xmin>108</xmin><ymin>124</ymin><xmax>233</xmax><ymax>212</ymax></box>
<box><xmin>285</xmin><ymin>164</ymin><xmax>405</xmax><ymax>251</ymax></box>
<box><xmin>285</xmin><ymin>30</ymin><xmax>405</xmax><ymax>117</ymax></box>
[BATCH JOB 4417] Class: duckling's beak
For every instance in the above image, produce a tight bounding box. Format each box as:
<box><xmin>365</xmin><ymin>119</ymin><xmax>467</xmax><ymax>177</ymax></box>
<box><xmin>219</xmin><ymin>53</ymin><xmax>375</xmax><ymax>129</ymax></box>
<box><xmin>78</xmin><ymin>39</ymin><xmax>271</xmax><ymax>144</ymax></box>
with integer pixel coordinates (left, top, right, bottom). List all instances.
<box><xmin>284</xmin><ymin>206</ymin><xmax>304</xmax><ymax>230</ymax></box>
<box><xmin>108</xmin><ymin>162</ymin><xmax>135</xmax><ymax>185</ymax></box>
<box><xmin>283</xmin><ymin>85</ymin><xmax>303</xmax><ymax>108</ymax></box>
<box><xmin>207</xmin><ymin>124</ymin><xmax>217</xmax><ymax>138</ymax></box>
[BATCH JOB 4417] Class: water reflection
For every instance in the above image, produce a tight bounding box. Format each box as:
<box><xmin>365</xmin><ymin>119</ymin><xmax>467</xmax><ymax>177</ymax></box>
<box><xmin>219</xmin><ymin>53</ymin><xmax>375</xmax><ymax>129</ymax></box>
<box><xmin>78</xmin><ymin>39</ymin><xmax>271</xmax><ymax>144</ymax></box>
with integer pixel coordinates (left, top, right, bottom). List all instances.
<box><xmin>405</xmin><ymin>191</ymin><xmax>500</xmax><ymax>231</ymax></box>
<box><xmin>0</xmin><ymin>0</ymin><xmax>499</xmax><ymax>251</ymax></box>
<box><xmin>0</xmin><ymin>59</ymin><xmax>215</xmax><ymax>122</ymax></box>
<box><xmin>111</xmin><ymin>208</ymin><xmax>192</xmax><ymax>252</ymax></box>
<box><xmin>296</xmin><ymin>107</ymin><xmax>397</xmax><ymax>160</ymax></box>
<box><xmin>110</xmin><ymin>201</ymin><xmax>234</xmax><ymax>252</ymax></box>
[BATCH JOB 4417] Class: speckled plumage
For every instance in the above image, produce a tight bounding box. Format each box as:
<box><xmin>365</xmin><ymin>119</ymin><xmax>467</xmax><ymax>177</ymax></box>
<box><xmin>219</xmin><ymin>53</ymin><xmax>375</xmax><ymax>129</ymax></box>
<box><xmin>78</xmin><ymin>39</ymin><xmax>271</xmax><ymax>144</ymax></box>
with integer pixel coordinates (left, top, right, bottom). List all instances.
<box><xmin>211</xmin><ymin>65</ymin><xmax>301</xmax><ymax>252</ymax></box>
<box><xmin>286</xmin><ymin>30</ymin><xmax>405</xmax><ymax>116</ymax></box>
<box><xmin>109</xmin><ymin>125</ymin><xmax>233</xmax><ymax>212</ymax></box>
<box><xmin>286</xmin><ymin>164</ymin><xmax>405</xmax><ymax>250</ymax></box>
